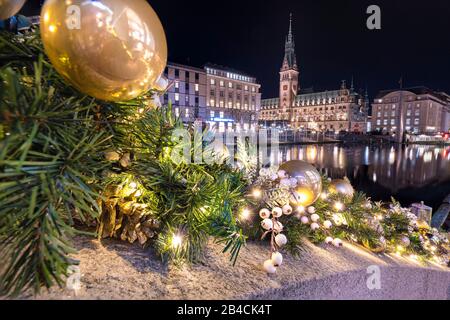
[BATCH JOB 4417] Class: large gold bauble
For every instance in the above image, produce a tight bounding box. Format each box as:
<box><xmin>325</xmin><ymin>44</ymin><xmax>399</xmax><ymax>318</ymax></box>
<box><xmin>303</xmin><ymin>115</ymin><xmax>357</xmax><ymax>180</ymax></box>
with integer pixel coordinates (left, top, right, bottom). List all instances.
<box><xmin>40</xmin><ymin>0</ymin><xmax>168</xmax><ymax>101</ymax></box>
<box><xmin>279</xmin><ymin>160</ymin><xmax>322</xmax><ymax>207</ymax></box>
<box><xmin>0</xmin><ymin>0</ymin><xmax>26</xmax><ymax>20</ymax></box>
<box><xmin>329</xmin><ymin>179</ymin><xmax>355</xmax><ymax>198</ymax></box>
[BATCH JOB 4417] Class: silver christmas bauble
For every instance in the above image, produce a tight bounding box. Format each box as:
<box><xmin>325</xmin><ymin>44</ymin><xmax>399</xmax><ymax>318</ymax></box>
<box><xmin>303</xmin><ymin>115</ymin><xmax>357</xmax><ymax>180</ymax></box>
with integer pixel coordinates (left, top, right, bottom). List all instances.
<box><xmin>328</xmin><ymin>179</ymin><xmax>355</xmax><ymax>198</ymax></box>
<box><xmin>279</xmin><ymin>160</ymin><xmax>322</xmax><ymax>207</ymax></box>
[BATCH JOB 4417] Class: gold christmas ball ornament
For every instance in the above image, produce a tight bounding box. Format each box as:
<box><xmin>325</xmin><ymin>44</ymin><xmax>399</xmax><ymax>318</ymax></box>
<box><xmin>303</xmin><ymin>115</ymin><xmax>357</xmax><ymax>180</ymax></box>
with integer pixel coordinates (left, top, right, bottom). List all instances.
<box><xmin>328</xmin><ymin>179</ymin><xmax>355</xmax><ymax>198</ymax></box>
<box><xmin>0</xmin><ymin>0</ymin><xmax>26</xmax><ymax>20</ymax></box>
<box><xmin>279</xmin><ymin>160</ymin><xmax>322</xmax><ymax>207</ymax></box>
<box><xmin>40</xmin><ymin>0</ymin><xmax>168</xmax><ymax>102</ymax></box>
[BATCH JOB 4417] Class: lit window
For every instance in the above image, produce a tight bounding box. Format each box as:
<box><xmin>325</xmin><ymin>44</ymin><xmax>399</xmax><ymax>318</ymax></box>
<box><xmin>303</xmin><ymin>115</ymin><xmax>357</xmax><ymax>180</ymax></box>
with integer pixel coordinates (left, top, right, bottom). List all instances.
<box><xmin>175</xmin><ymin>108</ymin><xmax>180</xmax><ymax>117</ymax></box>
<box><xmin>195</xmin><ymin>84</ymin><xmax>199</xmax><ymax>92</ymax></box>
<box><xmin>220</xmin><ymin>80</ymin><xmax>225</xmax><ymax>87</ymax></box>
<box><xmin>210</xmin><ymin>79</ymin><xmax>215</xmax><ymax>85</ymax></box>
<box><xmin>175</xmin><ymin>93</ymin><xmax>179</xmax><ymax>101</ymax></box>
<box><xmin>185</xmin><ymin>108</ymin><xmax>190</xmax><ymax>117</ymax></box>
<box><xmin>220</xmin><ymin>112</ymin><xmax>224</xmax><ymax>118</ymax></box>
<box><xmin>228</xmin><ymin>82</ymin><xmax>233</xmax><ymax>89</ymax></box>
<box><xmin>210</xmin><ymin>111</ymin><xmax>215</xmax><ymax>119</ymax></box>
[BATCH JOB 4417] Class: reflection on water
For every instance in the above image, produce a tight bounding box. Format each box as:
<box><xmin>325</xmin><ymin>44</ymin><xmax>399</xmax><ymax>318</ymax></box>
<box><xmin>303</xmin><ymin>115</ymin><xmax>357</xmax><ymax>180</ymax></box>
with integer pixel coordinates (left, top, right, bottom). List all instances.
<box><xmin>275</xmin><ymin>144</ymin><xmax>450</xmax><ymax>210</ymax></box>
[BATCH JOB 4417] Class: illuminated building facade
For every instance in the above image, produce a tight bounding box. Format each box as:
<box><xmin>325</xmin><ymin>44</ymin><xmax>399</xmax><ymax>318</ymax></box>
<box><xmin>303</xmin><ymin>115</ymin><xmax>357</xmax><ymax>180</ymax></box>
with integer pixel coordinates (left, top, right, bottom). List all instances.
<box><xmin>371</xmin><ymin>87</ymin><xmax>450</xmax><ymax>135</ymax></box>
<box><xmin>259</xmin><ymin>15</ymin><xmax>368</xmax><ymax>133</ymax></box>
<box><xmin>162</xmin><ymin>63</ymin><xmax>261</xmax><ymax>131</ymax></box>
<box><xmin>205</xmin><ymin>64</ymin><xmax>261</xmax><ymax>132</ymax></box>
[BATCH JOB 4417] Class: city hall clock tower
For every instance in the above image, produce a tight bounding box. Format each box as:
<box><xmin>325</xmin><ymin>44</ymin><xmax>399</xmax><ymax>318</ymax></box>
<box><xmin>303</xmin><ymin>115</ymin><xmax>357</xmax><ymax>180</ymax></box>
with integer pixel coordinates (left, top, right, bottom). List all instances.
<box><xmin>279</xmin><ymin>14</ymin><xmax>299</xmax><ymax>120</ymax></box>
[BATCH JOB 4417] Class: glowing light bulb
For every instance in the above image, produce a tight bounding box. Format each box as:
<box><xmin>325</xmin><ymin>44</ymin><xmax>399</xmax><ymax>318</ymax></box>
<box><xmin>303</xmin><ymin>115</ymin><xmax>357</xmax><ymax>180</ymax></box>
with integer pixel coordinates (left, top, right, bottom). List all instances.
<box><xmin>334</xmin><ymin>201</ymin><xmax>344</xmax><ymax>211</ymax></box>
<box><xmin>172</xmin><ymin>234</ymin><xmax>183</xmax><ymax>248</ymax></box>
<box><xmin>297</xmin><ymin>206</ymin><xmax>305</xmax><ymax>214</ymax></box>
<box><xmin>240</xmin><ymin>208</ymin><xmax>251</xmax><ymax>220</ymax></box>
<box><xmin>252</xmin><ymin>189</ymin><xmax>262</xmax><ymax>198</ymax></box>
<box><xmin>129</xmin><ymin>182</ymin><xmax>137</xmax><ymax>189</ymax></box>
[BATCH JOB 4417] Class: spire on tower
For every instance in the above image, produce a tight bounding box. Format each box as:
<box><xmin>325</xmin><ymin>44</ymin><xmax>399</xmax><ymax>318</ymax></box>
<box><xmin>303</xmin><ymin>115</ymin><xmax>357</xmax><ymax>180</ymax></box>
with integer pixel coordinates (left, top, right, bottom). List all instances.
<box><xmin>282</xmin><ymin>13</ymin><xmax>298</xmax><ymax>71</ymax></box>
<box><xmin>288</xmin><ymin>13</ymin><xmax>293</xmax><ymax>43</ymax></box>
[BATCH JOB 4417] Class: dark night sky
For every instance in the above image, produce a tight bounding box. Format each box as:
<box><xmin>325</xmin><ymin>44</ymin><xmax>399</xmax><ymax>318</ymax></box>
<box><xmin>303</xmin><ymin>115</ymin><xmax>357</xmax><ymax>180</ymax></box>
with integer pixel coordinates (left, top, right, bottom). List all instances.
<box><xmin>21</xmin><ymin>0</ymin><xmax>450</xmax><ymax>99</ymax></box>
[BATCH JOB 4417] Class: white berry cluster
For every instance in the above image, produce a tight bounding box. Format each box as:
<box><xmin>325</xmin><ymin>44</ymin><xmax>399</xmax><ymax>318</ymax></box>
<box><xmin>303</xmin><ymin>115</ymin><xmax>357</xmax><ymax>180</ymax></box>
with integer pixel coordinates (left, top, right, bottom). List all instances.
<box><xmin>260</xmin><ymin>205</ymin><xmax>293</xmax><ymax>274</ymax></box>
<box><xmin>295</xmin><ymin>206</ymin><xmax>342</xmax><ymax>247</ymax></box>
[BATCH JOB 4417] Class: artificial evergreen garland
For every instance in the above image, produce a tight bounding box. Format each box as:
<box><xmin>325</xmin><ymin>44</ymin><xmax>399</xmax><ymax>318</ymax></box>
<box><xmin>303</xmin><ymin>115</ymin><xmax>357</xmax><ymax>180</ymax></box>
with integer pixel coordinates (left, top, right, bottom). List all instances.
<box><xmin>0</xmin><ymin>31</ymin><xmax>247</xmax><ymax>296</ymax></box>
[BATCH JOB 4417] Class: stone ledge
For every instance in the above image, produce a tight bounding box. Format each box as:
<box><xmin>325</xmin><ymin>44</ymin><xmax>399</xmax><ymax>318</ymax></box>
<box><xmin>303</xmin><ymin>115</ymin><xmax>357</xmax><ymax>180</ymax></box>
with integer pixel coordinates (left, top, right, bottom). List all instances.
<box><xmin>18</xmin><ymin>236</ymin><xmax>450</xmax><ymax>300</ymax></box>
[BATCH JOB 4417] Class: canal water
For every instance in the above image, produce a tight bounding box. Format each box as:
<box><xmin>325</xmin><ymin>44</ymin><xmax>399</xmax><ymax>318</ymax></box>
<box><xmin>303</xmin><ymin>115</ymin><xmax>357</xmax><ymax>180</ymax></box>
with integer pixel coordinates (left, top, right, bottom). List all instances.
<box><xmin>275</xmin><ymin>144</ymin><xmax>450</xmax><ymax>211</ymax></box>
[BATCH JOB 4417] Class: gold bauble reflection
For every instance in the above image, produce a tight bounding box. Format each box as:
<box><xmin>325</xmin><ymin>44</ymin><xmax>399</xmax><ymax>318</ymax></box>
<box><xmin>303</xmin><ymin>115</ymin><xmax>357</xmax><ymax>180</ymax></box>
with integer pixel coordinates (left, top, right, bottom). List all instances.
<box><xmin>279</xmin><ymin>160</ymin><xmax>322</xmax><ymax>207</ymax></box>
<box><xmin>40</xmin><ymin>0</ymin><xmax>168</xmax><ymax>102</ymax></box>
<box><xmin>0</xmin><ymin>0</ymin><xmax>26</xmax><ymax>20</ymax></box>
<box><xmin>328</xmin><ymin>179</ymin><xmax>355</xmax><ymax>198</ymax></box>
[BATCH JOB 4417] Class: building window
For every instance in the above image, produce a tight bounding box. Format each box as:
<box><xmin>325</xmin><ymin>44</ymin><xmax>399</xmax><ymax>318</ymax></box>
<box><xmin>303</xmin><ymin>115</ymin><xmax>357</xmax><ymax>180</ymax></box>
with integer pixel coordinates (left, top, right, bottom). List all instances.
<box><xmin>209</xmin><ymin>99</ymin><xmax>215</xmax><ymax>107</ymax></box>
<box><xmin>175</xmin><ymin>69</ymin><xmax>179</xmax><ymax>78</ymax></box>
<box><xmin>210</xmin><ymin>111</ymin><xmax>215</xmax><ymax>119</ymax></box>
<box><xmin>195</xmin><ymin>73</ymin><xmax>200</xmax><ymax>81</ymax></box>
<box><xmin>228</xmin><ymin>82</ymin><xmax>233</xmax><ymax>89</ymax></box>
<box><xmin>175</xmin><ymin>108</ymin><xmax>180</xmax><ymax>117</ymax></box>
<box><xmin>175</xmin><ymin>81</ymin><xmax>179</xmax><ymax>89</ymax></box>
<box><xmin>220</xmin><ymin>112</ymin><xmax>224</xmax><ymax>119</ymax></box>
<box><xmin>195</xmin><ymin>84</ymin><xmax>199</xmax><ymax>92</ymax></box>
<box><xmin>391</xmin><ymin>119</ymin><xmax>395</xmax><ymax>125</ymax></box>
<box><xmin>220</xmin><ymin>80</ymin><xmax>225</xmax><ymax>87</ymax></box>
<box><xmin>210</xmin><ymin>79</ymin><xmax>215</xmax><ymax>85</ymax></box>
<box><xmin>175</xmin><ymin>93</ymin><xmax>179</xmax><ymax>102</ymax></box>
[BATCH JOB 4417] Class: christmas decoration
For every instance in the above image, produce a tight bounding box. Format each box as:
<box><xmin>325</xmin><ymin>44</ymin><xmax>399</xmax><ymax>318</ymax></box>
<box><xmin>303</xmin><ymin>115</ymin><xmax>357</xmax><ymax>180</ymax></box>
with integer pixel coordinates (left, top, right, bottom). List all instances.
<box><xmin>310</xmin><ymin>214</ymin><xmax>320</xmax><ymax>222</ymax></box>
<box><xmin>311</xmin><ymin>223</ymin><xmax>320</xmax><ymax>231</ymax></box>
<box><xmin>301</xmin><ymin>216</ymin><xmax>309</xmax><ymax>224</ymax></box>
<box><xmin>271</xmin><ymin>252</ymin><xmax>283</xmax><ymax>267</ymax></box>
<box><xmin>279</xmin><ymin>160</ymin><xmax>322</xmax><ymax>207</ymax></box>
<box><xmin>328</xmin><ymin>179</ymin><xmax>355</xmax><ymax>198</ymax></box>
<box><xmin>259</xmin><ymin>208</ymin><xmax>271</xmax><ymax>219</ymax></box>
<box><xmin>282</xmin><ymin>204</ymin><xmax>293</xmax><ymax>215</ymax></box>
<box><xmin>307</xmin><ymin>206</ymin><xmax>316</xmax><ymax>214</ymax></box>
<box><xmin>0</xmin><ymin>31</ymin><xmax>247</xmax><ymax>297</ymax></box>
<box><xmin>261</xmin><ymin>219</ymin><xmax>273</xmax><ymax>231</ymax></box>
<box><xmin>40</xmin><ymin>0</ymin><xmax>168</xmax><ymax>101</ymax></box>
<box><xmin>410</xmin><ymin>201</ymin><xmax>433</xmax><ymax>226</ymax></box>
<box><xmin>272</xmin><ymin>207</ymin><xmax>283</xmax><ymax>218</ymax></box>
<box><xmin>275</xmin><ymin>234</ymin><xmax>288</xmax><ymax>247</ymax></box>
<box><xmin>325</xmin><ymin>237</ymin><xmax>334</xmax><ymax>244</ymax></box>
<box><xmin>263</xmin><ymin>260</ymin><xmax>277</xmax><ymax>274</ymax></box>
<box><xmin>332</xmin><ymin>238</ymin><xmax>343</xmax><ymax>247</ymax></box>
<box><xmin>0</xmin><ymin>0</ymin><xmax>25</xmax><ymax>20</ymax></box>
<box><xmin>323</xmin><ymin>220</ymin><xmax>333</xmax><ymax>229</ymax></box>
